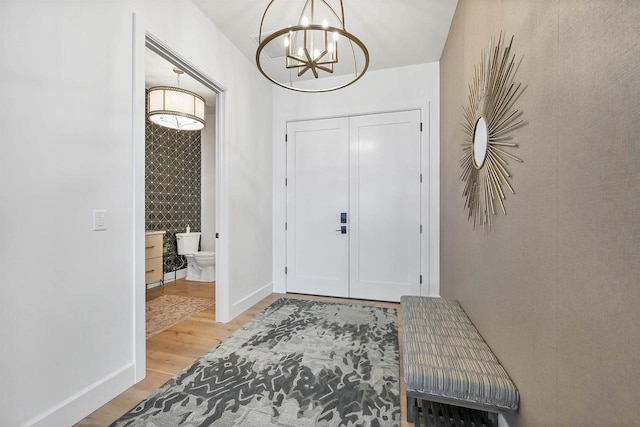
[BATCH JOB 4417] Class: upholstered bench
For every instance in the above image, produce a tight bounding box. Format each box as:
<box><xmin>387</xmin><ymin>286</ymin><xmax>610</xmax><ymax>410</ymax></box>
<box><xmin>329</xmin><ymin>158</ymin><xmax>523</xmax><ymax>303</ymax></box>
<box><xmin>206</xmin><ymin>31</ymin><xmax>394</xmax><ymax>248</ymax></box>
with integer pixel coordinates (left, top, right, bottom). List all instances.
<box><xmin>401</xmin><ymin>296</ymin><xmax>519</xmax><ymax>425</ymax></box>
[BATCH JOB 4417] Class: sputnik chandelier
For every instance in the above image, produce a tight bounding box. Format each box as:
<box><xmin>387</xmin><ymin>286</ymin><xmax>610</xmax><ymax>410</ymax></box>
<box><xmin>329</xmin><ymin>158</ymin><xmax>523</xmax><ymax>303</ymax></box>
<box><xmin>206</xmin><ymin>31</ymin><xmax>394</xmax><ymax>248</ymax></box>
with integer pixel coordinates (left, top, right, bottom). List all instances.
<box><xmin>256</xmin><ymin>0</ymin><xmax>369</xmax><ymax>93</ymax></box>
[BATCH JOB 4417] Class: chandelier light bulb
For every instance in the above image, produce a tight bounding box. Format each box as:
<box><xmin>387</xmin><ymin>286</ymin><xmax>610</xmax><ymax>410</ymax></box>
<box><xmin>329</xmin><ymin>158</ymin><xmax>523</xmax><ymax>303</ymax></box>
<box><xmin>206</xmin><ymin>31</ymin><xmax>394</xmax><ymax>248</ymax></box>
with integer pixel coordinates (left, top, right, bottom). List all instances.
<box><xmin>284</xmin><ymin>37</ymin><xmax>289</xmax><ymax>47</ymax></box>
<box><xmin>298</xmin><ymin>47</ymin><xmax>304</xmax><ymax>57</ymax></box>
<box><xmin>333</xmin><ymin>32</ymin><xmax>339</xmax><ymax>42</ymax></box>
<box><xmin>314</xmin><ymin>48</ymin><xmax>320</xmax><ymax>59</ymax></box>
<box><xmin>328</xmin><ymin>43</ymin><xmax>334</xmax><ymax>53</ymax></box>
<box><xmin>301</xmin><ymin>16</ymin><xmax>309</xmax><ymax>26</ymax></box>
<box><xmin>322</xmin><ymin>19</ymin><xmax>328</xmax><ymax>29</ymax></box>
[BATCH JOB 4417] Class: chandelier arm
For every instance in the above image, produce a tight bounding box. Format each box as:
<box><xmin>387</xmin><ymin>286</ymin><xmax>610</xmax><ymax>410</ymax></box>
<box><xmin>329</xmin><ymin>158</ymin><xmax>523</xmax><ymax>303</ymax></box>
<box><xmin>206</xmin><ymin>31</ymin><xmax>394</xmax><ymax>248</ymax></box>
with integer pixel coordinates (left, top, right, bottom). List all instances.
<box><xmin>287</xmin><ymin>64</ymin><xmax>311</xmax><ymax>70</ymax></box>
<box><xmin>338</xmin><ymin>0</ymin><xmax>345</xmax><ymax>29</ymax></box>
<box><xmin>316</xmin><ymin>48</ymin><xmax>329</xmax><ymax>61</ymax></box>
<box><xmin>303</xmin><ymin>48</ymin><xmax>319</xmax><ymax>78</ymax></box>
<box><xmin>311</xmin><ymin>0</ymin><xmax>315</xmax><ymax>25</ymax></box>
<box><xmin>297</xmin><ymin>62</ymin><xmax>317</xmax><ymax>78</ymax></box>
<box><xmin>347</xmin><ymin>38</ymin><xmax>359</xmax><ymax>77</ymax></box>
<box><xmin>317</xmin><ymin>57</ymin><xmax>338</xmax><ymax>66</ymax></box>
<box><xmin>316</xmin><ymin>64</ymin><xmax>334</xmax><ymax>73</ymax></box>
<box><xmin>286</xmin><ymin>53</ymin><xmax>309</xmax><ymax>64</ymax></box>
<box><xmin>258</xmin><ymin>0</ymin><xmax>278</xmax><ymax>43</ymax></box>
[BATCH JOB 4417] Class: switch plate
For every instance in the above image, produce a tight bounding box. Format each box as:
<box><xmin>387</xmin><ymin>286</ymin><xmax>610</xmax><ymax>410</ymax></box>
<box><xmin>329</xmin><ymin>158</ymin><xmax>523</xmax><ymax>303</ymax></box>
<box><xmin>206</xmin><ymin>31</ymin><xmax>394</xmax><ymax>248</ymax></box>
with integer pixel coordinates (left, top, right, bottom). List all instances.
<box><xmin>93</xmin><ymin>210</ymin><xmax>107</xmax><ymax>231</ymax></box>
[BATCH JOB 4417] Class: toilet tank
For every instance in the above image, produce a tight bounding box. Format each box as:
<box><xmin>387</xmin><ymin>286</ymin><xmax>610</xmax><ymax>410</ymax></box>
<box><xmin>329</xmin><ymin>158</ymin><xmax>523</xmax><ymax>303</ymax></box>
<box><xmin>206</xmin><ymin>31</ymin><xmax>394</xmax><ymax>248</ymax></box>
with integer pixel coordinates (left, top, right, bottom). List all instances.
<box><xmin>176</xmin><ymin>232</ymin><xmax>201</xmax><ymax>255</ymax></box>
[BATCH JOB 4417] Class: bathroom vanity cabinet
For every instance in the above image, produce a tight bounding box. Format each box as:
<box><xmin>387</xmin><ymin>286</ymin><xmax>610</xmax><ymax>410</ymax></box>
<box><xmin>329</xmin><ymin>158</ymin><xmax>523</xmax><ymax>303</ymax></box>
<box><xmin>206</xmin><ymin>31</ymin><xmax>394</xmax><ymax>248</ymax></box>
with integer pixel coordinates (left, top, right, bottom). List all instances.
<box><xmin>145</xmin><ymin>232</ymin><xmax>165</xmax><ymax>286</ymax></box>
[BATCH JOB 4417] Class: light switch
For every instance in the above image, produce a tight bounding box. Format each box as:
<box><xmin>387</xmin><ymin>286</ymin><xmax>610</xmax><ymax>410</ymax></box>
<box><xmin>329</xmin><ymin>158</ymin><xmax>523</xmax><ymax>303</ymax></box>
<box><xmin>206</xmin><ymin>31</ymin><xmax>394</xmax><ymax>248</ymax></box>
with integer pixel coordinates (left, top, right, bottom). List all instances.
<box><xmin>93</xmin><ymin>209</ymin><xmax>107</xmax><ymax>231</ymax></box>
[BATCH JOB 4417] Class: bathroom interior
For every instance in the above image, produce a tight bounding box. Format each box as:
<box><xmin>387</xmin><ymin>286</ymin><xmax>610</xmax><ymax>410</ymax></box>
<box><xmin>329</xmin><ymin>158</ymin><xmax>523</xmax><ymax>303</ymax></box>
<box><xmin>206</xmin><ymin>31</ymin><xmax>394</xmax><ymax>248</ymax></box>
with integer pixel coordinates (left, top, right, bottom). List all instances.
<box><xmin>143</xmin><ymin>47</ymin><xmax>217</xmax><ymax>293</ymax></box>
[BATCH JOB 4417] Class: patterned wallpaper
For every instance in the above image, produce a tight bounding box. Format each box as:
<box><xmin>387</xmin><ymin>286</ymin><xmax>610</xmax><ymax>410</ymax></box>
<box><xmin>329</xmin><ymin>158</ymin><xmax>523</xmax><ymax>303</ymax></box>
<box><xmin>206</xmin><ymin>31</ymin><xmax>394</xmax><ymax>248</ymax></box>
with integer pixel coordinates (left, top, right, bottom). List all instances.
<box><xmin>145</xmin><ymin>117</ymin><xmax>201</xmax><ymax>274</ymax></box>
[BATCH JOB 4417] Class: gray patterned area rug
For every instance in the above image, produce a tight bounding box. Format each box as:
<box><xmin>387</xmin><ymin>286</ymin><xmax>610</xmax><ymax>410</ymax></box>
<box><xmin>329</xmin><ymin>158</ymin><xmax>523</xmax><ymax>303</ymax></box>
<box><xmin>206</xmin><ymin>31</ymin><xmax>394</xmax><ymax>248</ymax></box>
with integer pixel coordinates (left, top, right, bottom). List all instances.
<box><xmin>112</xmin><ymin>298</ymin><xmax>400</xmax><ymax>427</ymax></box>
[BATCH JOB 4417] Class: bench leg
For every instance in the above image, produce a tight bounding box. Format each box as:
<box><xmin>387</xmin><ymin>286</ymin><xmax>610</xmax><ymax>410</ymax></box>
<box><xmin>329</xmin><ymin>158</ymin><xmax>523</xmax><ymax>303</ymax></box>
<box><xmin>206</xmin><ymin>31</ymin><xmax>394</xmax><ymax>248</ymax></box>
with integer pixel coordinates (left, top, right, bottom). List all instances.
<box><xmin>406</xmin><ymin>396</ymin><xmax>418</xmax><ymax>423</ymax></box>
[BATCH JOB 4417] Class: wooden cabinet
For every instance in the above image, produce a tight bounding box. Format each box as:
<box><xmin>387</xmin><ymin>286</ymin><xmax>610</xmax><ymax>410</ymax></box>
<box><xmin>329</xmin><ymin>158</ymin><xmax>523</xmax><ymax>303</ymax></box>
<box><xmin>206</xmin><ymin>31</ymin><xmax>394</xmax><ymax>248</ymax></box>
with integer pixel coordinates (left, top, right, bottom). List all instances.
<box><xmin>145</xmin><ymin>233</ymin><xmax>164</xmax><ymax>285</ymax></box>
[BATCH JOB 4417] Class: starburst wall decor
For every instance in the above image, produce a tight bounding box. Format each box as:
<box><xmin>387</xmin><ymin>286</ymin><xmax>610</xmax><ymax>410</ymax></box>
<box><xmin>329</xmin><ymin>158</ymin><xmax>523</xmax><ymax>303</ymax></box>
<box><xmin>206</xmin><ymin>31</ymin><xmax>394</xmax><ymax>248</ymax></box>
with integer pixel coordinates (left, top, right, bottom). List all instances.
<box><xmin>461</xmin><ymin>33</ymin><xmax>527</xmax><ymax>231</ymax></box>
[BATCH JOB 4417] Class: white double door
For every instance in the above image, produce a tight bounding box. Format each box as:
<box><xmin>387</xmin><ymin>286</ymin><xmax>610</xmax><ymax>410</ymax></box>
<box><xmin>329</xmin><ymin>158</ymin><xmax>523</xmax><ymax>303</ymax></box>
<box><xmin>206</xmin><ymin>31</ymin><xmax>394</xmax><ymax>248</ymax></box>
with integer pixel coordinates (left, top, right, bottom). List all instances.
<box><xmin>286</xmin><ymin>110</ymin><xmax>422</xmax><ymax>302</ymax></box>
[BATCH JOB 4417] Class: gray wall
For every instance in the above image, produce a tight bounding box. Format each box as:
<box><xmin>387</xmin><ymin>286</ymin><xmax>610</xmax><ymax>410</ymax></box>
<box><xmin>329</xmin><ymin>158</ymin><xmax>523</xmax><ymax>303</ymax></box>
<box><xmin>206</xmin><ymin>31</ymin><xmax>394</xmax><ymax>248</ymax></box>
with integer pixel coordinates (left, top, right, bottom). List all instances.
<box><xmin>440</xmin><ymin>1</ymin><xmax>640</xmax><ymax>426</ymax></box>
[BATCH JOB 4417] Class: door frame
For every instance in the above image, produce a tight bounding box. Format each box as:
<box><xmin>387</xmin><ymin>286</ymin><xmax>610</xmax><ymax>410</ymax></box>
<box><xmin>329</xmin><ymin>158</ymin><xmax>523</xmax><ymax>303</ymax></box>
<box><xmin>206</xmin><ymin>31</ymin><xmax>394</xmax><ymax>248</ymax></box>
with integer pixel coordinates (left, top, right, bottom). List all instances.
<box><xmin>273</xmin><ymin>106</ymin><xmax>439</xmax><ymax>299</ymax></box>
<box><xmin>133</xmin><ymin>22</ymin><xmax>230</xmax><ymax>382</ymax></box>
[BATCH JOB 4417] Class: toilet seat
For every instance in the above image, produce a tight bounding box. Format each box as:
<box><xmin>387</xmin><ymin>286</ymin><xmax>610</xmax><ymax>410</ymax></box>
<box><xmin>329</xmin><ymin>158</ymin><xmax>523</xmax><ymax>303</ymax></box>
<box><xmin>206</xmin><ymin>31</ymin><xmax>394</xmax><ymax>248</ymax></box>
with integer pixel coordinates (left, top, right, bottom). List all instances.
<box><xmin>194</xmin><ymin>251</ymin><xmax>215</xmax><ymax>258</ymax></box>
<box><xmin>194</xmin><ymin>251</ymin><xmax>216</xmax><ymax>256</ymax></box>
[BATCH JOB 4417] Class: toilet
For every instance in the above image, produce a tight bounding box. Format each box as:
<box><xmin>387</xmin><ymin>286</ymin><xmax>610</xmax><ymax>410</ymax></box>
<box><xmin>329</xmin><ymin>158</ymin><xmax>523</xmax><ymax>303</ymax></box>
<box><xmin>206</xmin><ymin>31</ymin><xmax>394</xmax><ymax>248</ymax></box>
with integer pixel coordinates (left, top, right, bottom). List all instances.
<box><xmin>175</xmin><ymin>232</ymin><xmax>216</xmax><ymax>282</ymax></box>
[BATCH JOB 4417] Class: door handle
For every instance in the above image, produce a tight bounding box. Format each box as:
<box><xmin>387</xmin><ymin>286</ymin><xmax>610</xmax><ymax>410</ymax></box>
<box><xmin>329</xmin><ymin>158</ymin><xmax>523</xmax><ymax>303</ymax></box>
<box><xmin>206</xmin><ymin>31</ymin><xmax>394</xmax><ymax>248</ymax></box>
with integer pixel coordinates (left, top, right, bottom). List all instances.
<box><xmin>335</xmin><ymin>226</ymin><xmax>347</xmax><ymax>234</ymax></box>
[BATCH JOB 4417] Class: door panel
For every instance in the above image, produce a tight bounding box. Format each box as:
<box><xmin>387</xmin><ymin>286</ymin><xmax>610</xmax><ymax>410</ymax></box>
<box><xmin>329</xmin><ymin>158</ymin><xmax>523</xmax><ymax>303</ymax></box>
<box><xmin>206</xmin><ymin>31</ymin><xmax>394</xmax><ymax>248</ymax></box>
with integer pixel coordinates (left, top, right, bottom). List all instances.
<box><xmin>349</xmin><ymin>111</ymin><xmax>422</xmax><ymax>301</ymax></box>
<box><xmin>286</xmin><ymin>118</ymin><xmax>350</xmax><ymax>297</ymax></box>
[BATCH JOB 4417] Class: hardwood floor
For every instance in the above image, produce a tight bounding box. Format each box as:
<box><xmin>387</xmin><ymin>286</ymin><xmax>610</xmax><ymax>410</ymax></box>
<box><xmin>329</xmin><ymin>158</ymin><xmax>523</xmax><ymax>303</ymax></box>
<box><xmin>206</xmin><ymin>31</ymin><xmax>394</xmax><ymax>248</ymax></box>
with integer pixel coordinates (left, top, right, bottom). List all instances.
<box><xmin>75</xmin><ymin>280</ymin><xmax>409</xmax><ymax>426</ymax></box>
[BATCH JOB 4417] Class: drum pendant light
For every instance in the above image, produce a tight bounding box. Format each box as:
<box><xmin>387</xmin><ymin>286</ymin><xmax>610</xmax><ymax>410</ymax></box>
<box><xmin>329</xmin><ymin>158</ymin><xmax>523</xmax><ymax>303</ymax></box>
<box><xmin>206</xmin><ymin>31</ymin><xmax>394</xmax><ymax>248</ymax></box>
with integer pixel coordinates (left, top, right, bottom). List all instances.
<box><xmin>147</xmin><ymin>68</ymin><xmax>206</xmax><ymax>131</ymax></box>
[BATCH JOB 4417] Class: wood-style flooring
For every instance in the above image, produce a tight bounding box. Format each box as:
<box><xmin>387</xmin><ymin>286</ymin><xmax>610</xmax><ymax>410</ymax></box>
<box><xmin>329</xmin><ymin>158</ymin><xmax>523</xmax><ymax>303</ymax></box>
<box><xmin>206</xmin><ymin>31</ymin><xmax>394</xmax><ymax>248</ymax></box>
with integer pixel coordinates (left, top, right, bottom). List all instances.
<box><xmin>75</xmin><ymin>279</ymin><xmax>408</xmax><ymax>426</ymax></box>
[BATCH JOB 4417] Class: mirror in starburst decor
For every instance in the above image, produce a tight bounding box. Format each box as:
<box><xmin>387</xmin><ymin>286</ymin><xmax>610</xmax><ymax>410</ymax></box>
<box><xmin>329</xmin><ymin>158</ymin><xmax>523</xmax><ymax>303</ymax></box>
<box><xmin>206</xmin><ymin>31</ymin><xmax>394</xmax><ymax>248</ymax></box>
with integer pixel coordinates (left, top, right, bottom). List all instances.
<box><xmin>461</xmin><ymin>33</ymin><xmax>527</xmax><ymax>231</ymax></box>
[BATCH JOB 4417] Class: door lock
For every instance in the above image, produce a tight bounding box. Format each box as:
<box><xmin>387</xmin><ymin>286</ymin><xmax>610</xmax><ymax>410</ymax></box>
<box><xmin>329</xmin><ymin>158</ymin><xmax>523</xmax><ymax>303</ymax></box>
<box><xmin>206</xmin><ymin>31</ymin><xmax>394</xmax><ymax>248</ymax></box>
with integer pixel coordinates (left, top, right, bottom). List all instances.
<box><xmin>335</xmin><ymin>226</ymin><xmax>347</xmax><ymax>234</ymax></box>
<box><xmin>340</xmin><ymin>212</ymin><xmax>347</xmax><ymax>224</ymax></box>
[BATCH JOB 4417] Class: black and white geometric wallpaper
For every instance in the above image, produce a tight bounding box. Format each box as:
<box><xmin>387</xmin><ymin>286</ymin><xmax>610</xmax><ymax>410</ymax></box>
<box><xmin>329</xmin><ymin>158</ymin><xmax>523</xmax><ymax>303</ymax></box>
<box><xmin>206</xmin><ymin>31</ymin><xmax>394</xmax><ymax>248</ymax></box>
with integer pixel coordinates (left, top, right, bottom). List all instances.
<box><xmin>145</xmin><ymin>115</ymin><xmax>201</xmax><ymax>275</ymax></box>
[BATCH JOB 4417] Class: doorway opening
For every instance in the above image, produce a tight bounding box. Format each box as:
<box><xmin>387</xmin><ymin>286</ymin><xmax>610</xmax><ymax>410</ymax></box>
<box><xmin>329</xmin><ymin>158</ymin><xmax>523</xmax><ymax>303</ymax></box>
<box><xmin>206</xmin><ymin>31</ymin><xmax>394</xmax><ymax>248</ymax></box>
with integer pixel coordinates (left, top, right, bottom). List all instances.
<box><xmin>144</xmin><ymin>44</ymin><xmax>216</xmax><ymax>287</ymax></box>
<box><xmin>134</xmin><ymin>31</ymin><xmax>229</xmax><ymax>382</ymax></box>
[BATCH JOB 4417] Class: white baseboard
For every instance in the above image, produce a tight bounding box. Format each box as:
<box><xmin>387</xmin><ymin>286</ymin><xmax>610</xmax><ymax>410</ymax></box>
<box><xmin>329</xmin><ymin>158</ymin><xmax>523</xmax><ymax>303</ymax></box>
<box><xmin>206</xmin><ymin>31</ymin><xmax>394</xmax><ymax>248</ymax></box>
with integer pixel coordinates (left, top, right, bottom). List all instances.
<box><xmin>273</xmin><ymin>279</ymin><xmax>286</xmax><ymax>294</ymax></box>
<box><xmin>146</xmin><ymin>282</ymin><xmax>162</xmax><ymax>289</ymax></box>
<box><xmin>229</xmin><ymin>282</ymin><xmax>273</xmax><ymax>320</ymax></box>
<box><xmin>146</xmin><ymin>268</ymin><xmax>187</xmax><ymax>289</ymax></box>
<box><xmin>25</xmin><ymin>363</ymin><xmax>135</xmax><ymax>427</ymax></box>
<box><xmin>164</xmin><ymin>268</ymin><xmax>187</xmax><ymax>283</ymax></box>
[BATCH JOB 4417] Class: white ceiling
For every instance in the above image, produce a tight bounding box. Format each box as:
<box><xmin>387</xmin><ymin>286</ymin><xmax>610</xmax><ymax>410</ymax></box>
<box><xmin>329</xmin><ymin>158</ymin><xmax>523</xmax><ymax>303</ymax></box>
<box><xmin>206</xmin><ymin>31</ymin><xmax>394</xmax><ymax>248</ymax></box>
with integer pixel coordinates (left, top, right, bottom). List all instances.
<box><xmin>191</xmin><ymin>0</ymin><xmax>458</xmax><ymax>83</ymax></box>
<box><xmin>144</xmin><ymin>1</ymin><xmax>458</xmax><ymax>102</ymax></box>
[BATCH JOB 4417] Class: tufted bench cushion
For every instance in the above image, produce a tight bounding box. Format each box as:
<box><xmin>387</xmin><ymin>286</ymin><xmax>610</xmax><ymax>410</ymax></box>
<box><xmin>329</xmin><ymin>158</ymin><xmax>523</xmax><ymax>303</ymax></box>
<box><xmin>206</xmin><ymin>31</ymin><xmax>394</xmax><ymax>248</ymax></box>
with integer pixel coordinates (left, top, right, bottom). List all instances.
<box><xmin>401</xmin><ymin>295</ymin><xmax>519</xmax><ymax>416</ymax></box>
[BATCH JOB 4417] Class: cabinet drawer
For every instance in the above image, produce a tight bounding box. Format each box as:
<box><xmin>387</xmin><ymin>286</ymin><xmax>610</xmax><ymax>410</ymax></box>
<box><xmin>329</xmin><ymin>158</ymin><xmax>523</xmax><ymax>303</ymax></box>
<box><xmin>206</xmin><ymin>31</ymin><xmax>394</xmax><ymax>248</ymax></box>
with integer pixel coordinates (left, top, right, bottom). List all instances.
<box><xmin>145</xmin><ymin>234</ymin><xmax>163</xmax><ymax>259</ymax></box>
<box><xmin>145</xmin><ymin>257</ymin><xmax>163</xmax><ymax>284</ymax></box>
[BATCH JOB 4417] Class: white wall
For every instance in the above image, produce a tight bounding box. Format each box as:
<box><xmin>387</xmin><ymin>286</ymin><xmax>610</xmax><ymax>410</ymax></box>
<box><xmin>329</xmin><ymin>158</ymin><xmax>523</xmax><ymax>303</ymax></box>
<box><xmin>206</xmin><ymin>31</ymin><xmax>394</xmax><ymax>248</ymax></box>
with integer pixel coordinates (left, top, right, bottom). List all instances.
<box><xmin>0</xmin><ymin>1</ymin><xmax>272</xmax><ymax>425</ymax></box>
<box><xmin>201</xmin><ymin>111</ymin><xmax>216</xmax><ymax>252</ymax></box>
<box><xmin>272</xmin><ymin>62</ymin><xmax>440</xmax><ymax>297</ymax></box>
